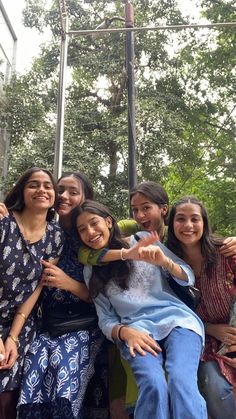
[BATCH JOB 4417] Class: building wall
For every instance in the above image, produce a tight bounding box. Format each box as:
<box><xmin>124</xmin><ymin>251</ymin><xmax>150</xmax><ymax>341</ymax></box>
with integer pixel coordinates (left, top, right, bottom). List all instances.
<box><xmin>0</xmin><ymin>0</ymin><xmax>17</xmax><ymax>200</ymax></box>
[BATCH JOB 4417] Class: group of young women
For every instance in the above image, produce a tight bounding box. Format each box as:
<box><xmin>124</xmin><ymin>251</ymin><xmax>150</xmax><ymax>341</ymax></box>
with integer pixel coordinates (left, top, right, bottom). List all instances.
<box><xmin>0</xmin><ymin>167</ymin><xmax>235</xmax><ymax>419</ymax></box>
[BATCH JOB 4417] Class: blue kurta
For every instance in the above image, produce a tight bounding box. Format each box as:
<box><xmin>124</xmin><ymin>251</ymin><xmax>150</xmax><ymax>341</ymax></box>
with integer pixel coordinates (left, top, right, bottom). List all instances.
<box><xmin>18</xmin><ymin>234</ymin><xmax>109</xmax><ymax>419</ymax></box>
<box><xmin>84</xmin><ymin>236</ymin><xmax>204</xmax><ymax>345</ymax></box>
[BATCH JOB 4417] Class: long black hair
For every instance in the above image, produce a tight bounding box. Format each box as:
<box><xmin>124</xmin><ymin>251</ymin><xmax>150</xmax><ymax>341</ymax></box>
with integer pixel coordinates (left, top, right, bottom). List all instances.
<box><xmin>4</xmin><ymin>167</ymin><xmax>57</xmax><ymax>221</ymax></box>
<box><xmin>167</xmin><ymin>196</ymin><xmax>223</xmax><ymax>271</ymax></box>
<box><xmin>71</xmin><ymin>200</ymin><xmax>132</xmax><ymax>297</ymax></box>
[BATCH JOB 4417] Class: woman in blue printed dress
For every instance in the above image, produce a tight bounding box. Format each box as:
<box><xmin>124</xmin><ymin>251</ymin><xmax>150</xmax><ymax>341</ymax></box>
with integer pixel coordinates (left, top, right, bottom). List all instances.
<box><xmin>17</xmin><ymin>172</ymin><xmax>109</xmax><ymax>419</ymax></box>
<box><xmin>0</xmin><ymin>167</ymin><xmax>64</xmax><ymax>419</ymax></box>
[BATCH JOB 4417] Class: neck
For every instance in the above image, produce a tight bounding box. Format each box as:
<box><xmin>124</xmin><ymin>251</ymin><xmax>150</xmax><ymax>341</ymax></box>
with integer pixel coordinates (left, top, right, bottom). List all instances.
<box><xmin>59</xmin><ymin>215</ymin><xmax>71</xmax><ymax>231</ymax></box>
<box><xmin>181</xmin><ymin>243</ymin><xmax>204</xmax><ymax>275</ymax></box>
<box><xmin>13</xmin><ymin>209</ymin><xmax>48</xmax><ymax>243</ymax></box>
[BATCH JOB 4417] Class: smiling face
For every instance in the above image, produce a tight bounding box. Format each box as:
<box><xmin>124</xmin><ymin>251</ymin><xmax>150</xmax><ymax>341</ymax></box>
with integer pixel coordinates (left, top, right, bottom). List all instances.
<box><xmin>57</xmin><ymin>175</ymin><xmax>85</xmax><ymax>219</ymax></box>
<box><xmin>173</xmin><ymin>203</ymin><xmax>204</xmax><ymax>248</ymax></box>
<box><xmin>76</xmin><ymin>211</ymin><xmax>112</xmax><ymax>250</ymax></box>
<box><xmin>131</xmin><ymin>192</ymin><xmax>167</xmax><ymax>234</ymax></box>
<box><xmin>23</xmin><ymin>170</ymin><xmax>55</xmax><ymax>211</ymax></box>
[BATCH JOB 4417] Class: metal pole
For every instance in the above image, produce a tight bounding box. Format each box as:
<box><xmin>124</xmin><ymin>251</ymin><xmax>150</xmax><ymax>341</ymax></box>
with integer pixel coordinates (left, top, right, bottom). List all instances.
<box><xmin>125</xmin><ymin>1</ymin><xmax>137</xmax><ymax>200</ymax></box>
<box><xmin>67</xmin><ymin>21</ymin><xmax>236</xmax><ymax>36</ymax></box>
<box><xmin>54</xmin><ymin>5</ymin><xmax>69</xmax><ymax>179</ymax></box>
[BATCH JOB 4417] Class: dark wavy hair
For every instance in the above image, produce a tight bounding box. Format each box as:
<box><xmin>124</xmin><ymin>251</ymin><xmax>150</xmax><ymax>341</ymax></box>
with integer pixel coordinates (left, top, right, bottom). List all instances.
<box><xmin>167</xmin><ymin>196</ymin><xmax>223</xmax><ymax>271</ymax></box>
<box><xmin>71</xmin><ymin>200</ymin><xmax>131</xmax><ymax>297</ymax></box>
<box><xmin>57</xmin><ymin>171</ymin><xmax>94</xmax><ymax>200</ymax></box>
<box><xmin>4</xmin><ymin>167</ymin><xmax>57</xmax><ymax>221</ymax></box>
<box><xmin>130</xmin><ymin>181</ymin><xmax>169</xmax><ymax>225</ymax></box>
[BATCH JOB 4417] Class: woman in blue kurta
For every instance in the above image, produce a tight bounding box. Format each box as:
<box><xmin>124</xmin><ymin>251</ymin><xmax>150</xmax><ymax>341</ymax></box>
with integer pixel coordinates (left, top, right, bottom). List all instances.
<box><xmin>17</xmin><ymin>172</ymin><xmax>109</xmax><ymax>419</ymax></box>
<box><xmin>0</xmin><ymin>168</ymin><xmax>64</xmax><ymax>419</ymax></box>
<box><xmin>71</xmin><ymin>200</ymin><xmax>208</xmax><ymax>419</ymax></box>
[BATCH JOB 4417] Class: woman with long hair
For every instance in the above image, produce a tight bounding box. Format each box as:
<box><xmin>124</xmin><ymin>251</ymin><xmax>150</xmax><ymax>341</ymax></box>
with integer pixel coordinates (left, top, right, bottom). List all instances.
<box><xmin>166</xmin><ymin>196</ymin><xmax>236</xmax><ymax>419</ymax></box>
<box><xmin>17</xmin><ymin>172</ymin><xmax>109</xmax><ymax>419</ymax></box>
<box><xmin>0</xmin><ymin>167</ymin><xmax>64</xmax><ymax>419</ymax></box>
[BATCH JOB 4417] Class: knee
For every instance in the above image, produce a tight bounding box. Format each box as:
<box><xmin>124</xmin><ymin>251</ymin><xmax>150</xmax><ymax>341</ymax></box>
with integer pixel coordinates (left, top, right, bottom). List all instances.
<box><xmin>199</xmin><ymin>370</ymin><xmax>215</xmax><ymax>396</ymax></box>
<box><xmin>140</xmin><ymin>373</ymin><xmax>166</xmax><ymax>398</ymax></box>
<box><xmin>198</xmin><ymin>362</ymin><xmax>221</xmax><ymax>396</ymax></box>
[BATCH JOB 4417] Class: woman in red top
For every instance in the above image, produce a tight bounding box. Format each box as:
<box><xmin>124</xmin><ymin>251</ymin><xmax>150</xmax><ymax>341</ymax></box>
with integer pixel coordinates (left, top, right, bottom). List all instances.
<box><xmin>167</xmin><ymin>196</ymin><xmax>236</xmax><ymax>419</ymax></box>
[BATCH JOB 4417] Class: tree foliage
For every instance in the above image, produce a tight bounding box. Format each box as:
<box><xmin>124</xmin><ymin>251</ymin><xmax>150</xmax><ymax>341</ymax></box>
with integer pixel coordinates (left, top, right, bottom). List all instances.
<box><xmin>1</xmin><ymin>0</ymin><xmax>235</xmax><ymax>234</ymax></box>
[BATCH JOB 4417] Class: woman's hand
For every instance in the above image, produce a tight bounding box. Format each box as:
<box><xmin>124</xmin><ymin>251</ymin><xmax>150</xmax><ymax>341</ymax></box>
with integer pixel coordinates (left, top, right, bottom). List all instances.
<box><xmin>221</xmin><ymin>346</ymin><xmax>236</xmax><ymax>368</ymax></box>
<box><xmin>41</xmin><ymin>260</ymin><xmax>91</xmax><ymax>302</ymax></box>
<box><xmin>205</xmin><ymin>323</ymin><xmax>236</xmax><ymax>346</ymax></box>
<box><xmin>120</xmin><ymin>327</ymin><xmax>161</xmax><ymax>358</ymax></box>
<box><xmin>0</xmin><ymin>203</ymin><xmax>9</xmax><ymax>220</ymax></box>
<box><xmin>123</xmin><ymin>232</ymin><xmax>159</xmax><ymax>261</ymax></box>
<box><xmin>219</xmin><ymin>237</ymin><xmax>236</xmax><ymax>259</ymax></box>
<box><xmin>0</xmin><ymin>337</ymin><xmax>6</xmax><ymax>364</ymax></box>
<box><xmin>0</xmin><ymin>337</ymin><xmax>18</xmax><ymax>370</ymax></box>
<box><xmin>138</xmin><ymin>244</ymin><xmax>167</xmax><ymax>266</ymax></box>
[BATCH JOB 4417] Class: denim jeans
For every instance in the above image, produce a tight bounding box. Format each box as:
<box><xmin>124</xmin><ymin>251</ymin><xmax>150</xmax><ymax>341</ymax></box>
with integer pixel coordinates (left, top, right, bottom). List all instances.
<box><xmin>198</xmin><ymin>360</ymin><xmax>236</xmax><ymax>419</ymax></box>
<box><xmin>119</xmin><ymin>327</ymin><xmax>207</xmax><ymax>419</ymax></box>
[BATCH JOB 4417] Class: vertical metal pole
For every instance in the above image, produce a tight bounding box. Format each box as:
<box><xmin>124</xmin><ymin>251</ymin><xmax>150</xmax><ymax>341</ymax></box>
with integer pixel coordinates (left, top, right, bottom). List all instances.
<box><xmin>53</xmin><ymin>15</ymin><xmax>69</xmax><ymax>180</ymax></box>
<box><xmin>125</xmin><ymin>2</ymin><xmax>137</xmax><ymax>203</ymax></box>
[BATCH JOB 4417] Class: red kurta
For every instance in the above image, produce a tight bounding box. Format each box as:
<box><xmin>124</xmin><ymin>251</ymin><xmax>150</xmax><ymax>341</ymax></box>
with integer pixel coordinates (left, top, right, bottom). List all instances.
<box><xmin>195</xmin><ymin>251</ymin><xmax>236</xmax><ymax>387</ymax></box>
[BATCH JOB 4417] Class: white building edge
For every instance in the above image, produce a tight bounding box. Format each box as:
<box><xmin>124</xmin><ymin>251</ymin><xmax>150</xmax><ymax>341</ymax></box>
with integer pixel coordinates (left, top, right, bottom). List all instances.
<box><xmin>0</xmin><ymin>0</ymin><xmax>17</xmax><ymax>199</ymax></box>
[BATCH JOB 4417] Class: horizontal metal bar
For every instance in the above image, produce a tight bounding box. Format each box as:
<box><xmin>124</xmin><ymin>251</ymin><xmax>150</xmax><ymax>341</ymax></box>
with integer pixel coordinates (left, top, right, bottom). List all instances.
<box><xmin>67</xmin><ymin>21</ymin><xmax>236</xmax><ymax>36</ymax></box>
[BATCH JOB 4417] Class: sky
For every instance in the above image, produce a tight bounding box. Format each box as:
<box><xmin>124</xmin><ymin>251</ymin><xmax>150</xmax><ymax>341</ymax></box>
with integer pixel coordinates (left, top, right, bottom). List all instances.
<box><xmin>2</xmin><ymin>0</ymin><xmax>201</xmax><ymax>75</ymax></box>
<box><xmin>2</xmin><ymin>0</ymin><xmax>50</xmax><ymax>74</ymax></box>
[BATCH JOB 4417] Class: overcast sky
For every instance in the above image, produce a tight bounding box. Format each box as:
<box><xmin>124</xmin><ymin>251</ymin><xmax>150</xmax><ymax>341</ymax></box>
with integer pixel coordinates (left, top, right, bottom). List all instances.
<box><xmin>2</xmin><ymin>0</ymin><xmax>50</xmax><ymax>74</ymax></box>
<box><xmin>2</xmin><ymin>0</ymin><xmax>201</xmax><ymax>75</ymax></box>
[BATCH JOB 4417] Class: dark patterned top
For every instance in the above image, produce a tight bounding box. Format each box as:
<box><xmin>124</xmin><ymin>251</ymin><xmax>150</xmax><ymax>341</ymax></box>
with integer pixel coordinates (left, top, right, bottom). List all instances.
<box><xmin>17</xmin><ymin>232</ymin><xmax>108</xmax><ymax>419</ymax></box>
<box><xmin>195</xmin><ymin>251</ymin><xmax>236</xmax><ymax>387</ymax></box>
<box><xmin>0</xmin><ymin>213</ymin><xmax>64</xmax><ymax>392</ymax></box>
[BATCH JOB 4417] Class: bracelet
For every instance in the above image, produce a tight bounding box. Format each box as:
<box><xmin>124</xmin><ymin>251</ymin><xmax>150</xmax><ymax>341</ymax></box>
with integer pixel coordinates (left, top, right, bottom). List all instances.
<box><xmin>117</xmin><ymin>325</ymin><xmax>127</xmax><ymax>341</ymax></box>
<box><xmin>120</xmin><ymin>248</ymin><xmax>127</xmax><ymax>261</ymax></box>
<box><xmin>0</xmin><ymin>333</ymin><xmax>2</xmax><ymax>339</ymax></box>
<box><xmin>115</xmin><ymin>324</ymin><xmax>123</xmax><ymax>340</ymax></box>
<box><xmin>16</xmin><ymin>311</ymin><xmax>27</xmax><ymax>321</ymax></box>
<box><xmin>8</xmin><ymin>334</ymin><xmax>20</xmax><ymax>348</ymax></box>
<box><xmin>165</xmin><ymin>257</ymin><xmax>174</xmax><ymax>273</ymax></box>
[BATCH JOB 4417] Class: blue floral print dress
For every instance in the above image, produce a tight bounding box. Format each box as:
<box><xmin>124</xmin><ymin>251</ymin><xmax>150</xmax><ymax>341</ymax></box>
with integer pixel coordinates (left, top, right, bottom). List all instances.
<box><xmin>0</xmin><ymin>213</ymin><xmax>64</xmax><ymax>393</ymax></box>
<box><xmin>17</xmin><ymin>234</ymin><xmax>109</xmax><ymax>419</ymax></box>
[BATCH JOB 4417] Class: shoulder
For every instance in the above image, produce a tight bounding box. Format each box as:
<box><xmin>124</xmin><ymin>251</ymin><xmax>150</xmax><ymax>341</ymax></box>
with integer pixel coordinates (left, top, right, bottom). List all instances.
<box><xmin>118</xmin><ymin>219</ymin><xmax>139</xmax><ymax>236</ymax></box>
<box><xmin>46</xmin><ymin>220</ymin><xmax>65</xmax><ymax>248</ymax></box>
<box><xmin>47</xmin><ymin>220</ymin><xmax>64</xmax><ymax>235</ymax></box>
<box><xmin>214</xmin><ymin>247</ymin><xmax>234</xmax><ymax>266</ymax></box>
<box><xmin>201</xmin><ymin>249</ymin><xmax>235</xmax><ymax>278</ymax></box>
<box><xmin>0</xmin><ymin>213</ymin><xmax>16</xmax><ymax>235</ymax></box>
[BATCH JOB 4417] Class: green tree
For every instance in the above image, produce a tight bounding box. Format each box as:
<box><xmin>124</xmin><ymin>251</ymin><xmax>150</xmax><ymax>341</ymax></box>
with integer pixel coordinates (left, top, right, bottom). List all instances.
<box><xmin>1</xmin><ymin>0</ymin><xmax>235</xmax><ymax>233</ymax></box>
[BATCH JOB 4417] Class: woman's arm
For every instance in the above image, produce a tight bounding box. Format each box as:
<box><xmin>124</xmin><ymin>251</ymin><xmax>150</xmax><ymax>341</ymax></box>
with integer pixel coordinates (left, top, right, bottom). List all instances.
<box><xmin>0</xmin><ymin>335</ymin><xmax>5</xmax><ymax>363</ymax></box>
<box><xmin>138</xmin><ymin>244</ymin><xmax>188</xmax><ymax>281</ymax></box>
<box><xmin>112</xmin><ymin>324</ymin><xmax>161</xmax><ymax>358</ymax></box>
<box><xmin>220</xmin><ymin>237</ymin><xmax>236</xmax><ymax>259</ymax></box>
<box><xmin>40</xmin><ymin>260</ymin><xmax>90</xmax><ymax>302</ymax></box>
<box><xmin>78</xmin><ymin>232</ymin><xmax>159</xmax><ymax>265</ymax></box>
<box><xmin>1</xmin><ymin>284</ymin><xmax>43</xmax><ymax>370</ymax></box>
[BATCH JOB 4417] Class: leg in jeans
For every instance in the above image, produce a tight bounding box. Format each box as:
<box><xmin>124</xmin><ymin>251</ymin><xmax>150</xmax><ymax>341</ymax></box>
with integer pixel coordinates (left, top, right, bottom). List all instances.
<box><xmin>119</xmin><ymin>342</ymin><xmax>169</xmax><ymax>419</ymax></box>
<box><xmin>198</xmin><ymin>360</ymin><xmax>236</xmax><ymax>419</ymax></box>
<box><xmin>164</xmin><ymin>327</ymin><xmax>207</xmax><ymax>419</ymax></box>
